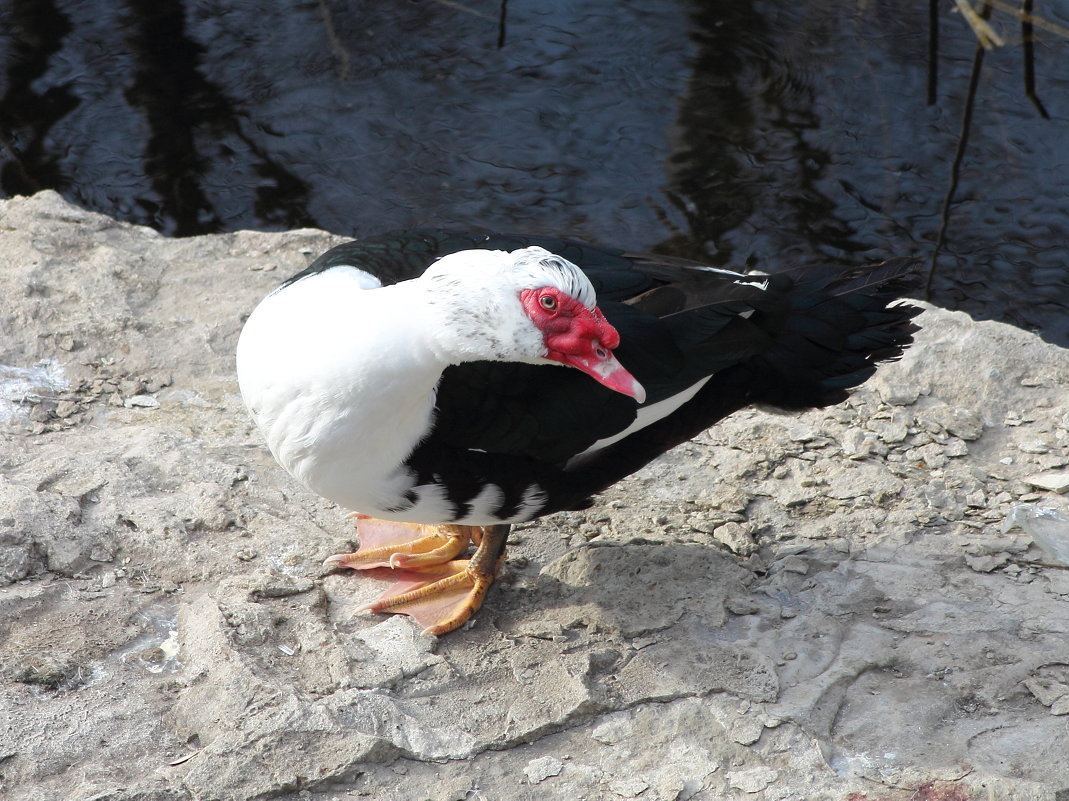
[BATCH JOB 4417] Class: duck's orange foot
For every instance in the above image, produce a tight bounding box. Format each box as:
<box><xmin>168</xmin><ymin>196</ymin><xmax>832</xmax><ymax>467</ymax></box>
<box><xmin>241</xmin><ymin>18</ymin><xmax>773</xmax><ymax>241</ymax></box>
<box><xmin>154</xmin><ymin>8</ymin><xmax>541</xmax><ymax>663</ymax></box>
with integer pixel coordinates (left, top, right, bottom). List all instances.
<box><xmin>324</xmin><ymin>520</ymin><xmax>509</xmax><ymax>636</ymax></box>
<box><xmin>324</xmin><ymin>518</ymin><xmax>471</xmax><ymax>570</ymax></box>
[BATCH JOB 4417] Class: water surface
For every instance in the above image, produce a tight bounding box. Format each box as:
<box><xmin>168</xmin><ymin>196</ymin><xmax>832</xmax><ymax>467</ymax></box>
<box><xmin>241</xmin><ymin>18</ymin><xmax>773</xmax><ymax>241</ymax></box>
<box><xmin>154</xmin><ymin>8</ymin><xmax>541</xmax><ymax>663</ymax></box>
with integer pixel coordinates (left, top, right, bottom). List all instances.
<box><xmin>1</xmin><ymin>0</ymin><xmax>1066</xmax><ymax>342</ymax></box>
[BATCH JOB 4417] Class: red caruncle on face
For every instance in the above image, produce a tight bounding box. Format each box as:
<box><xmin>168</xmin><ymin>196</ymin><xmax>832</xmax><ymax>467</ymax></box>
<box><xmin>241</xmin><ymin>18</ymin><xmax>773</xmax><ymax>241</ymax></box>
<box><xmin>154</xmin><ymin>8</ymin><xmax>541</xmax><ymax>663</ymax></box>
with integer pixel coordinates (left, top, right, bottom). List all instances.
<box><xmin>518</xmin><ymin>287</ymin><xmax>645</xmax><ymax>403</ymax></box>
<box><xmin>519</xmin><ymin>287</ymin><xmax>620</xmax><ymax>358</ymax></box>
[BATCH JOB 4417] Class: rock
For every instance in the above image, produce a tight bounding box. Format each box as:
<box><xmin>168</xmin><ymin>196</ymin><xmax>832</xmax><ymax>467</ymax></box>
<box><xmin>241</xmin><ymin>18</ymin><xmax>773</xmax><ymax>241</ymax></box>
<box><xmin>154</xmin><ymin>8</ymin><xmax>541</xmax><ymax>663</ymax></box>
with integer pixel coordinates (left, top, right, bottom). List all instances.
<box><xmin>541</xmin><ymin>540</ymin><xmax>746</xmax><ymax>636</ymax></box>
<box><xmin>776</xmin><ymin>556</ymin><xmax>809</xmax><ymax>575</ymax></box>
<box><xmin>913</xmin><ymin>442</ymin><xmax>949</xmax><ymax>469</ymax></box>
<box><xmin>870</xmin><ymin>418</ymin><xmax>909</xmax><ymax>444</ymax></box>
<box><xmin>608</xmin><ymin>775</ymin><xmax>651</xmax><ymax>797</ymax></box>
<box><xmin>524</xmin><ymin>756</ymin><xmax>564</xmax><ymax>783</ymax></box>
<box><xmin>918</xmin><ymin>405</ymin><xmax>984</xmax><ymax>441</ymax></box>
<box><xmin>0</xmin><ymin>527</ymin><xmax>42</xmax><ymax>583</ymax></box>
<box><xmin>1023</xmin><ymin>676</ymin><xmax>1069</xmax><ymax>708</ymax></box>
<box><xmin>944</xmin><ymin>438</ymin><xmax>969</xmax><ymax>457</ymax></box>
<box><xmin>5</xmin><ymin>193</ymin><xmax>1069</xmax><ymax>801</ymax></box>
<box><xmin>1019</xmin><ymin>440</ymin><xmax>1052</xmax><ymax>455</ymax></box>
<box><xmin>824</xmin><ymin>462</ymin><xmax>903</xmax><ymax>501</ymax></box>
<box><xmin>726</xmin><ymin>597</ymin><xmax>760</xmax><ymax>616</ymax></box>
<box><xmin>872</xmin><ymin>379</ymin><xmax>924</xmax><ymax>406</ymax></box>
<box><xmin>789</xmin><ymin>424</ymin><xmax>820</xmax><ymax>442</ymax></box>
<box><xmin>1024</xmin><ymin>471</ymin><xmax>1069</xmax><ymax>494</ymax></box>
<box><xmin>727</xmin><ymin>765</ymin><xmax>778</xmax><ymax>793</ymax></box>
<box><xmin>964</xmin><ymin>553</ymin><xmax>1010</xmax><ymax>573</ymax></box>
<box><xmin>731</xmin><ymin>716</ymin><xmax>766</xmax><ymax>745</ymax></box>
<box><xmin>945</xmin><ymin>410</ymin><xmax>985</xmax><ymax>441</ymax></box>
<box><xmin>614</xmin><ymin>637</ymin><xmax>779</xmax><ymax>704</ymax></box>
<box><xmin>124</xmin><ymin>394</ymin><xmax>160</xmax><ymax>409</ymax></box>
<box><xmin>712</xmin><ymin>521</ymin><xmax>758</xmax><ymax>556</ymax></box>
<box><xmin>840</xmin><ymin>428</ymin><xmax>874</xmax><ymax>459</ymax></box>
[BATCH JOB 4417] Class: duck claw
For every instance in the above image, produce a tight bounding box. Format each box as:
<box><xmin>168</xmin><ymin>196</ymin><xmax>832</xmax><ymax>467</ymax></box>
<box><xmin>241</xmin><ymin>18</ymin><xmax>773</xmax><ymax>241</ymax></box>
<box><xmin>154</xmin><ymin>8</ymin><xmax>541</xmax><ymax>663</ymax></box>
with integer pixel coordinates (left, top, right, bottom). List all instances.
<box><xmin>326</xmin><ymin>519</ymin><xmax>509</xmax><ymax>635</ymax></box>
<box><xmin>323</xmin><ymin>519</ymin><xmax>471</xmax><ymax>571</ymax></box>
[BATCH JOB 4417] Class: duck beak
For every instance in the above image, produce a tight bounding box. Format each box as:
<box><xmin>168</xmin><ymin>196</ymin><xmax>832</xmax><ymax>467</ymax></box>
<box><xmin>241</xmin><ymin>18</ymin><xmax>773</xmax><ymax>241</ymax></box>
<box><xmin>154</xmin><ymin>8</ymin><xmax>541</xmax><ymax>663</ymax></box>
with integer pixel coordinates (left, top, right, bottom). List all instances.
<box><xmin>550</xmin><ymin>345</ymin><xmax>646</xmax><ymax>404</ymax></box>
<box><xmin>530</xmin><ymin>295</ymin><xmax>646</xmax><ymax>403</ymax></box>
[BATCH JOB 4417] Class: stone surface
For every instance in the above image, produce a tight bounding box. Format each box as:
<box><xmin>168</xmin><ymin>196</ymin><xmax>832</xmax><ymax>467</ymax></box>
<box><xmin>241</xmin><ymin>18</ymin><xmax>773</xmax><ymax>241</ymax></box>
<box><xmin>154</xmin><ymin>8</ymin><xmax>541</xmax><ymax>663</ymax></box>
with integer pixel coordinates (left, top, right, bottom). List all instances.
<box><xmin>1025</xmin><ymin>471</ymin><xmax>1069</xmax><ymax>494</ymax></box>
<box><xmin>2</xmin><ymin>191</ymin><xmax>1069</xmax><ymax>801</ymax></box>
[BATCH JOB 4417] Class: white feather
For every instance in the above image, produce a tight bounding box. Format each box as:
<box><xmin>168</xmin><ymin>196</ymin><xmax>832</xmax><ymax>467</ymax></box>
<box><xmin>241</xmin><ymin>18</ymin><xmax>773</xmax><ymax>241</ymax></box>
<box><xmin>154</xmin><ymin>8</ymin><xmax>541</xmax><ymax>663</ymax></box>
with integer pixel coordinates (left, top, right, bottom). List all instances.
<box><xmin>236</xmin><ymin>248</ymin><xmax>598</xmax><ymax>524</ymax></box>
<box><xmin>566</xmin><ymin>376</ymin><xmax>712</xmax><ymax>467</ymax></box>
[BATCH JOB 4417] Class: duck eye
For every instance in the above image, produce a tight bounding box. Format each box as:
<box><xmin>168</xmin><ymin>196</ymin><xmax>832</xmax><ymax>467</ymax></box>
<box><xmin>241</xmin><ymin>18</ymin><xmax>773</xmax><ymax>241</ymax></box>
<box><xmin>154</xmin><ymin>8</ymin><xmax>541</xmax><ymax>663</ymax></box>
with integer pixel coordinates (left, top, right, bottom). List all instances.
<box><xmin>539</xmin><ymin>295</ymin><xmax>557</xmax><ymax>311</ymax></box>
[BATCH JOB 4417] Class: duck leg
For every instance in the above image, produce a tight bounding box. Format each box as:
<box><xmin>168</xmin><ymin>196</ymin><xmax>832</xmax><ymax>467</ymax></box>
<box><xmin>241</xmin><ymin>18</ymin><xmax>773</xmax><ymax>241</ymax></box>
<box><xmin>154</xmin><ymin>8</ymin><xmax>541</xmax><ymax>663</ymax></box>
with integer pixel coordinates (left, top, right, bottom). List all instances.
<box><xmin>324</xmin><ymin>518</ymin><xmax>510</xmax><ymax>636</ymax></box>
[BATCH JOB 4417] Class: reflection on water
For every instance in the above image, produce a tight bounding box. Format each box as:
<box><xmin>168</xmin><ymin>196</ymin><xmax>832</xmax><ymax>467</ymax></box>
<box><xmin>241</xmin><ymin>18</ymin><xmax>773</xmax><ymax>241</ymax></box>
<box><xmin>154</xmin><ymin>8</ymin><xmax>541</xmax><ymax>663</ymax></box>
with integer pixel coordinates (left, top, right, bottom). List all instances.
<box><xmin>1</xmin><ymin>0</ymin><xmax>1066</xmax><ymax>342</ymax></box>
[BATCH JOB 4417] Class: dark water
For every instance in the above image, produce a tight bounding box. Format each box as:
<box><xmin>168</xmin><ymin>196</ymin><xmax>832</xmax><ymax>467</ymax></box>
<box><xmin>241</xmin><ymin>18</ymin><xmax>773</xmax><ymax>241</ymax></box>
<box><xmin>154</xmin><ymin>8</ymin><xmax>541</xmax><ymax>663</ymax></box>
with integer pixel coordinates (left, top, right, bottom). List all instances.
<box><xmin>2</xmin><ymin>0</ymin><xmax>1067</xmax><ymax>344</ymax></box>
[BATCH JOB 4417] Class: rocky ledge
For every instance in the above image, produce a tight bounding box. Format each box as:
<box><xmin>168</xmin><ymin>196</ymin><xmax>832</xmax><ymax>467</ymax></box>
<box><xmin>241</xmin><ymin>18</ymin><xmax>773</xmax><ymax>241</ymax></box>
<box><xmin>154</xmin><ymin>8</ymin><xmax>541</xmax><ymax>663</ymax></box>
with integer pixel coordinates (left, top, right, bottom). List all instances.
<box><xmin>1</xmin><ymin>191</ymin><xmax>1068</xmax><ymax>801</ymax></box>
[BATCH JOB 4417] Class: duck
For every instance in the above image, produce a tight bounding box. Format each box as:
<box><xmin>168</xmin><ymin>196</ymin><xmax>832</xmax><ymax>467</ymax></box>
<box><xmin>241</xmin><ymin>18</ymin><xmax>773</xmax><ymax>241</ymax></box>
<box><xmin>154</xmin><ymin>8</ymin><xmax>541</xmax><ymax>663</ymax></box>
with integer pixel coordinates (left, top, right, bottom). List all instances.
<box><xmin>236</xmin><ymin>229</ymin><xmax>919</xmax><ymax>635</ymax></box>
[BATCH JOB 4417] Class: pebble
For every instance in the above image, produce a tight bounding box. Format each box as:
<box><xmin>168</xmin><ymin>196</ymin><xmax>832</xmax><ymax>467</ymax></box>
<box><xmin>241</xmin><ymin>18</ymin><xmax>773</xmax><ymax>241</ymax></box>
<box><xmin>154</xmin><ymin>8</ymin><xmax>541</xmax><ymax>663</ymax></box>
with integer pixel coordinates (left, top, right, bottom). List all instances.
<box><xmin>946</xmin><ymin>410</ymin><xmax>985</xmax><ymax>441</ymax></box>
<box><xmin>964</xmin><ymin>553</ymin><xmax>1010</xmax><ymax>573</ymax></box>
<box><xmin>871</xmin><ymin>420</ymin><xmax>908</xmax><ymax>444</ymax></box>
<box><xmin>1024</xmin><ymin>472</ymin><xmax>1069</xmax><ymax>494</ymax></box>
<box><xmin>1023</xmin><ymin>676</ymin><xmax>1069</xmax><ymax>707</ymax></box>
<box><xmin>54</xmin><ymin>400</ymin><xmax>80</xmax><ymax>418</ymax></box>
<box><xmin>789</xmin><ymin>424</ymin><xmax>819</xmax><ymax>442</ymax></box>
<box><xmin>124</xmin><ymin>394</ymin><xmax>160</xmax><ymax>408</ymax></box>
<box><xmin>841</xmin><ymin>429</ymin><xmax>871</xmax><ymax>459</ymax></box>
<box><xmin>713</xmin><ymin>522</ymin><xmax>757</xmax><ymax>556</ymax></box>
<box><xmin>1019</xmin><ymin>440</ymin><xmax>1051</xmax><ymax>455</ymax></box>
<box><xmin>726</xmin><ymin>597</ymin><xmax>760</xmax><ymax>616</ymax></box>
<box><xmin>878</xmin><ymin>381</ymin><xmax>923</xmax><ymax>406</ymax></box>
<box><xmin>143</xmin><ymin>374</ymin><xmax>172</xmax><ymax>393</ymax></box>
<box><xmin>524</xmin><ymin>756</ymin><xmax>564</xmax><ymax>784</ymax></box>
<box><xmin>944</xmin><ymin>438</ymin><xmax>969</xmax><ymax>457</ymax></box>
<box><xmin>913</xmin><ymin>443</ymin><xmax>948</xmax><ymax>469</ymax></box>
<box><xmin>731</xmin><ymin>717</ymin><xmax>765</xmax><ymax>745</ymax></box>
<box><xmin>28</xmin><ymin>403</ymin><xmax>51</xmax><ymax>422</ymax></box>
<box><xmin>246</xmin><ymin>571</ymin><xmax>314</xmax><ymax>598</ymax></box>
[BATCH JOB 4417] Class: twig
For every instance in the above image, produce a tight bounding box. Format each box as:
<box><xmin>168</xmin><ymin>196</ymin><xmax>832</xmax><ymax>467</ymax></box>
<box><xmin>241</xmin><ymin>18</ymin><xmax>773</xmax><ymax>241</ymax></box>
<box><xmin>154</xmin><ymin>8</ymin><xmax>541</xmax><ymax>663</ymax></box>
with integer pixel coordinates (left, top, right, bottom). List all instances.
<box><xmin>498</xmin><ymin>0</ymin><xmax>508</xmax><ymax>49</ymax></box>
<box><xmin>1011</xmin><ymin>557</ymin><xmax>1069</xmax><ymax>571</ymax></box>
<box><xmin>928</xmin><ymin>0</ymin><xmax>939</xmax><ymax>104</ymax></box>
<box><xmin>429</xmin><ymin>0</ymin><xmax>496</xmax><ymax>22</ymax></box>
<box><xmin>955</xmin><ymin>0</ymin><xmax>1005</xmax><ymax>48</ymax></box>
<box><xmin>924</xmin><ymin>3</ymin><xmax>991</xmax><ymax>298</ymax></box>
<box><xmin>317</xmin><ymin>0</ymin><xmax>351</xmax><ymax>81</ymax></box>
<box><xmin>986</xmin><ymin>0</ymin><xmax>1069</xmax><ymax>38</ymax></box>
<box><xmin>1021</xmin><ymin>0</ymin><xmax>1051</xmax><ymax>118</ymax></box>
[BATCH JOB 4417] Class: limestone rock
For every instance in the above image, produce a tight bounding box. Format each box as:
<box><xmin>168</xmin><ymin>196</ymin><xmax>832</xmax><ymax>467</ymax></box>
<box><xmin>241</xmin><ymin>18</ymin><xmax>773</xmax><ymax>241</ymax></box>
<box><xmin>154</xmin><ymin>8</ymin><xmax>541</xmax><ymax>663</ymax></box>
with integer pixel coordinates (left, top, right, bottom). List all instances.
<box><xmin>4</xmin><ymin>192</ymin><xmax>1069</xmax><ymax>801</ymax></box>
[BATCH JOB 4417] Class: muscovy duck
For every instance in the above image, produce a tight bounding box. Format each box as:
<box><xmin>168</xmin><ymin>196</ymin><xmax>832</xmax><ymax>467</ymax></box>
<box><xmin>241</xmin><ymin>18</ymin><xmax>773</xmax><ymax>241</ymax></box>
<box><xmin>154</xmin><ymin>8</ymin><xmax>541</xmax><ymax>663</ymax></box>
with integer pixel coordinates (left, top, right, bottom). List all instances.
<box><xmin>236</xmin><ymin>229</ymin><xmax>920</xmax><ymax>635</ymax></box>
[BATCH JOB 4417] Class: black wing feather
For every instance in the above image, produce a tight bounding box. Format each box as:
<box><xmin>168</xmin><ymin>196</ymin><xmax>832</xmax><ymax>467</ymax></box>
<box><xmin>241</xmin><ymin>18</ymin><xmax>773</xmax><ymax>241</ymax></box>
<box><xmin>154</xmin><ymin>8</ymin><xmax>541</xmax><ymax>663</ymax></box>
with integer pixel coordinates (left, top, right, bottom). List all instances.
<box><xmin>303</xmin><ymin>230</ymin><xmax>920</xmax><ymax>519</ymax></box>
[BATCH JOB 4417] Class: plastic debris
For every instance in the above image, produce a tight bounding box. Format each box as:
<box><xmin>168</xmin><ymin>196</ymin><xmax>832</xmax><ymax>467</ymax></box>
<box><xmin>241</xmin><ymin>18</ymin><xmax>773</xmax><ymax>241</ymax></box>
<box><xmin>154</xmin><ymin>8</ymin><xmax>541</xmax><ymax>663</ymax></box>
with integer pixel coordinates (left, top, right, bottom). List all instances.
<box><xmin>1003</xmin><ymin>505</ymin><xmax>1069</xmax><ymax>566</ymax></box>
